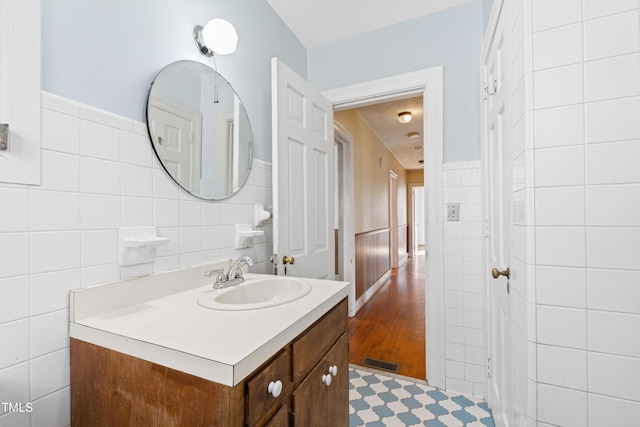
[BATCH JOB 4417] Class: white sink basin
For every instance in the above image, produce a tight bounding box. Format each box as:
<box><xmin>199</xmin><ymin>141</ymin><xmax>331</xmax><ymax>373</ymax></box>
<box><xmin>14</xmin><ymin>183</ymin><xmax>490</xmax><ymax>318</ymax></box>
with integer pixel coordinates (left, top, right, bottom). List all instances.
<box><xmin>197</xmin><ymin>276</ymin><xmax>312</xmax><ymax>311</ymax></box>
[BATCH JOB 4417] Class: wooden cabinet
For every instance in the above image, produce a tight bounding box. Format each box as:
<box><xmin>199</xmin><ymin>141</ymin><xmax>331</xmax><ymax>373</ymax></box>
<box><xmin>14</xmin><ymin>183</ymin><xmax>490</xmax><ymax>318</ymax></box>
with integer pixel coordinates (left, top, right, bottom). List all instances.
<box><xmin>246</xmin><ymin>350</ymin><xmax>290</xmax><ymax>426</ymax></box>
<box><xmin>292</xmin><ymin>334</ymin><xmax>348</xmax><ymax>426</ymax></box>
<box><xmin>291</xmin><ymin>299</ymin><xmax>349</xmax><ymax>427</ymax></box>
<box><xmin>291</xmin><ymin>296</ymin><xmax>347</xmax><ymax>384</ymax></box>
<box><xmin>71</xmin><ymin>298</ymin><xmax>348</xmax><ymax>427</ymax></box>
<box><xmin>264</xmin><ymin>405</ymin><xmax>289</xmax><ymax>427</ymax></box>
<box><xmin>70</xmin><ymin>338</ymin><xmax>246</xmax><ymax>426</ymax></box>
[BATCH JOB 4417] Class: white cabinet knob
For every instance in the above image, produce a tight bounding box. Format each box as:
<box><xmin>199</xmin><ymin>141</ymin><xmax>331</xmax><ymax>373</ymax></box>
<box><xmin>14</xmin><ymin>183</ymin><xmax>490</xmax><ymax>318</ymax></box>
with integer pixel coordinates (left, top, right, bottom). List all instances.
<box><xmin>268</xmin><ymin>380</ymin><xmax>283</xmax><ymax>398</ymax></box>
<box><xmin>329</xmin><ymin>365</ymin><xmax>338</xmax><ymax>376</ymax></box>
<box><xmin>322</xmin><ymin>374</ymin><xmax>332</xmax><ymax>386</ymax></box>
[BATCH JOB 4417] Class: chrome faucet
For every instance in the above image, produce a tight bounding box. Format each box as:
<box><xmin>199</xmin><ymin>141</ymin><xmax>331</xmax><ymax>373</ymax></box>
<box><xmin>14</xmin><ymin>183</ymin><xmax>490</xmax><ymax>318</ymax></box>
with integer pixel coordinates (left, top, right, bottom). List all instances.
<box><xmin>206</xmin><ymin>256</ymin><xmax>254</xmax><ymax>289</ymax></box>
<box><xmin>227</xmin><ymin>256</ymin><xmax>254</xmax><ymax>285</ymax></box>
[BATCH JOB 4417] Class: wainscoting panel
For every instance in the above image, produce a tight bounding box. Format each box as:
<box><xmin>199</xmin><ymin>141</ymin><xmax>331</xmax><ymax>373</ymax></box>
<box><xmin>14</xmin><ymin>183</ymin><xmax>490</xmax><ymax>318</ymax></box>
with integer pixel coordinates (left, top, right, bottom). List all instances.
<box><xmin>355</xmin><ymin>228</ymin><xmax>391</xmax><ymax>299</ymax></box>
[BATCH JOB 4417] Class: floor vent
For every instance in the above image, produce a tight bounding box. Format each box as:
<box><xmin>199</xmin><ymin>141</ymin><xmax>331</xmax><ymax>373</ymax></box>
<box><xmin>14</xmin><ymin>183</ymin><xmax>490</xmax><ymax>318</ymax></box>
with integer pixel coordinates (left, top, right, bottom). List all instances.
<box><xmin>361</xmin><ymin>357</ymin><xmax>400</xmax><ymax>373</ymax></box>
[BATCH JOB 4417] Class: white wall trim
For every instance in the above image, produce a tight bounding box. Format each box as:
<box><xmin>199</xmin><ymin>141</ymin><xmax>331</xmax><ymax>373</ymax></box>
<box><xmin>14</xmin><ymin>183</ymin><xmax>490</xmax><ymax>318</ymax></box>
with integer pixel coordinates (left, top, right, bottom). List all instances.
<box><xmin>334</xmin><ymin>121</ymin><xmax>357</xmax><ymax>317</ymax></box>
<box><xmin>408</xmin><ymin>183</ymin><xmax>425</xmax><ymax>258</ymax></box>
<box><xmin>398</xmin><ymin>252</ymin><xmax>409</xmax><ymax>267</ymax></box>
<box><xmin>323</xmin><ymin>65</ymin><xmax>446</xmax><ymax>389</ymax></box>
<box><xmin>480</xmin><ymin>0</ymin><xmax>505</xmax><ymax>61</ymax></box>
<box><xmin>324</xmin><ymin>68</ymin><xmax>441</xmax><ymax>111</ymax></box>
<box><xmin>352</xmin><ymin>270</ymin><xmax>392</xmax><ymax>315</ymax></box>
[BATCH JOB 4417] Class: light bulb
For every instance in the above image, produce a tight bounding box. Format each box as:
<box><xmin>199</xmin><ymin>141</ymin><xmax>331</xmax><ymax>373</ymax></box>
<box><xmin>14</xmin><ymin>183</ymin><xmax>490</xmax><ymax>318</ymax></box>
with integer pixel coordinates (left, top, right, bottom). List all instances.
<box><xmin>202</xmin><ymin>19</ymin><xmax>238</xmax><ymax>55</ymax></box>
<box><xmin>398</xmin><ymin>111</ymin><xmax>412</xmax><ymax>124</ymax></box>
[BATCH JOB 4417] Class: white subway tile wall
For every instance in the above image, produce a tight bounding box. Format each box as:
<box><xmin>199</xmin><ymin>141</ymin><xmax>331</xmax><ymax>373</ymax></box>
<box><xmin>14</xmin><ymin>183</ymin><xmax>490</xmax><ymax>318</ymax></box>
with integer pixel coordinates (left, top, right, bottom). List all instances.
<box><xmin>537</xmin><ymin>344</ymin><xmax>588</xmax><ymax>391</ymax></box>
<box><xmin>537</xmin><ymin>383</ymin><xmax>588</xmax><ymax>427</ymax></box>
<box><xmin>0</xmin><ymin>92</ymin><xmax>274</xmax><ymax>424</ymax></box>
<box><xmin>588</xmin><ymin>394</ymin><xmax>640</xmax><ymax>426</ymax></box>
<box><xmin>442</xmin><ymin>161</ymin><xmax>485</xmax><ymax>398</ymax></box>
<box><xmin>583</xmin><ymin>11</ymin><xmax>640</xmax><ymax>61</ymax></box>
<box><xmin>534</xmin><ymin>104</ymin><xmax>585</xmax><ymax>148</ymax></box>
<box><xmin>526</xmin><ymin>0</ymin><xmax>640</xmax><ymax>424</ymax></box>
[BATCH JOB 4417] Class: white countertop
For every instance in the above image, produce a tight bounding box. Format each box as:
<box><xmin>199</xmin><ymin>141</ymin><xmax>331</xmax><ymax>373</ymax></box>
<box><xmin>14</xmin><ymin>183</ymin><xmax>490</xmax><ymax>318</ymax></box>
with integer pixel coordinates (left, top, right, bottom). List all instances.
<box><xmin>70</xmin><ymin>266</ymin><xmax>349</xmax><ymax>387</ymax></box>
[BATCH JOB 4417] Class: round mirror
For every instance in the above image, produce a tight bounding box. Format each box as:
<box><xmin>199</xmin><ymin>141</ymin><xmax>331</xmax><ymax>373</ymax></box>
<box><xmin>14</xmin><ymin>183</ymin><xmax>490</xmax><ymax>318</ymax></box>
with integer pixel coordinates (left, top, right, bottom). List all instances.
<box><xmin>146</xmin><ymin>60</ymin><xmax>253</xmax><ymax>200</ymax></box>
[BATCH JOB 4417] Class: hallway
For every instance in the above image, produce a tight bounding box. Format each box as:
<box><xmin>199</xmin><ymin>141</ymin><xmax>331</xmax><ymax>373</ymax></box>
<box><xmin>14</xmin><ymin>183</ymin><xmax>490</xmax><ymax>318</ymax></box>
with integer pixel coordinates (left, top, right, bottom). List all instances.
<box><xmin>348</xmin><ymin>255</ymin><xmax>426</xmax><ymax>380</ymax></box>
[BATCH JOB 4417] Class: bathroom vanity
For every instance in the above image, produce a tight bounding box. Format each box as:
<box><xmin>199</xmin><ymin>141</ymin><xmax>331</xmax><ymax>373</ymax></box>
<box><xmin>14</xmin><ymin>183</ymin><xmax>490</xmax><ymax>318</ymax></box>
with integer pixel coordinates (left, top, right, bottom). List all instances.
<box><xmin>69</xmin><ymin>263</ymin><xmax>350</xmax><ymax>426</ymax></box>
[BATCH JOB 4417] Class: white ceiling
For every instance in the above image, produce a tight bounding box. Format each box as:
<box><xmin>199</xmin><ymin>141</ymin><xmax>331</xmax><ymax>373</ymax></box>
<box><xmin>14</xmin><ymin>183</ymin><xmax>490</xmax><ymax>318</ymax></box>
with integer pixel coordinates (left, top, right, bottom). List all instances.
<box><xmin>354</xmin><ymin>96</ymin><xmax>424</xmax><ymax>170</ymax></box>
<box><xmin>266</xmin><ymin>0</ymin><xmax>474</xmax><ymax>48</ymax></box>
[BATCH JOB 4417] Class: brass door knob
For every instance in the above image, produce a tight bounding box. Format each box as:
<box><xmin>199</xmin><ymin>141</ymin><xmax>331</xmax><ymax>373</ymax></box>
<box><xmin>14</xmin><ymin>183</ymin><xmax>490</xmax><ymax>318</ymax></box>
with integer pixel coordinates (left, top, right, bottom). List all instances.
<box><xmin>491</xmin><ymin>267</ymin><xmax>510</xmax><ymax>280</ymax></box>
<box><xmin>283</xmin><ymin>255</ymin><xmax>295</xmax><ymax>265</ymax></box>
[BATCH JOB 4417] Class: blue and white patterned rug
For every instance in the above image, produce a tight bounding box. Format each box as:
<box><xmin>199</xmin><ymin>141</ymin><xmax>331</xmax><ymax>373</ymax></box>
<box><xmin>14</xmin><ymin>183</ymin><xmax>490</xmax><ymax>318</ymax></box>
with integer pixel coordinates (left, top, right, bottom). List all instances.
<box><xmin>349</xmin><ymin>367</ymin><xmax>495</xmax><ymax>427</ymax></box>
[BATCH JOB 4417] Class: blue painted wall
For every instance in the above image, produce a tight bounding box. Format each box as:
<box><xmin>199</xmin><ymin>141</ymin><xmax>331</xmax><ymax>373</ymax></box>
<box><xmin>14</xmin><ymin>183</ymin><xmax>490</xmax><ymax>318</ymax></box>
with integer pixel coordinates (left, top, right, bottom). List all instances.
<box><xmin>42</xmin><ymin>1</ymin><xmax>489</xmax><ymax>163</ymax></box>
<box><xmin>483</xmin><ymin>0</ymin><xmax>495</xmax><ymax>31</ymax></box>
<box><xmin>307</xmin><ymin>0</ymin><xmax>484</xmax><ymax>162</ymax></box>
<box><xmin>41</xmin><ymin>0</ymin><xmax>306</xmax><ymax>162</ymax></box>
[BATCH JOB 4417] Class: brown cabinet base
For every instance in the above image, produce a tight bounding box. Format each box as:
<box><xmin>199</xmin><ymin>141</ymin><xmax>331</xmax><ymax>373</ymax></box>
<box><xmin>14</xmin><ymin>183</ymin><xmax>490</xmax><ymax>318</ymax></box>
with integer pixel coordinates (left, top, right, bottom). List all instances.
<box><xmin>292</xmin><ymin>333</ymin><xmax>348</xmax><ymax>426</ymax></box>
<box><xmin>71</xmin><ymin>298</ymin><xmax>348</xmax><ymax>426</ymax></box>
<box><xmin>70</xmin><ymin>339</ymin><xmax>245</xmax><ymax>426</ymax></box>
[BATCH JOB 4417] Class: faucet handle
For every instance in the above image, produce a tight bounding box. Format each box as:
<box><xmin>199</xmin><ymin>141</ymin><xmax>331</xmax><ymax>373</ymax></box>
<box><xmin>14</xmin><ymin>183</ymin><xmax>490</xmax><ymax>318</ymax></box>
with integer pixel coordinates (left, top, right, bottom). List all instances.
<box><xmin>205</xmin><ymin>268</ymin><xmax>227</xmax><ymax>288</ymax></box>
<box><xmin>204</xmin><ymin>268</ymin><xmax>222</xmax><ymax>278</ymax></box>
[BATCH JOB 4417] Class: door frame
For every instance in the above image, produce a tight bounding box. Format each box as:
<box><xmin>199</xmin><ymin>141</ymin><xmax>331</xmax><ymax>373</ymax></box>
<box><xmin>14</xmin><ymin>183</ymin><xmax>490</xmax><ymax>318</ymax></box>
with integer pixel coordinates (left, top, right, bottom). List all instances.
<box><xmin>334</xmin><ymin>121</ymin><xmax>357</xmax><ymax>316</ymax></box>
<box><xmin>323</xmin><ymin>66</ymin><xmax>445</xmax><ymax>388</ymax></box>
<box><xmin>389</xmin><ymin>169</ymin><xmax>399</xmax><ymax>269</ymax></box>
<box><xmin>409</xmin><ymin>183</ymin><xmax>425</xmax><ymax>258</ymax></box>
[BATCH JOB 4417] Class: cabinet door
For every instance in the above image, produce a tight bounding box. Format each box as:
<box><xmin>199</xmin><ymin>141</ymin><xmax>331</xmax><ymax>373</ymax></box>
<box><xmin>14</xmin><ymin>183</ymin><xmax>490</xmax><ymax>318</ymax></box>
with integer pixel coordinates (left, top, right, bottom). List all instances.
<box><xmin>265</xmin><ymin>405</ymin><xmax>289</xmax><ymax>427</ymax></box>
<box><xmin>292</xmin><ymin>299</ymin><xmax>347</xmax><ymax>385</ymax></box>
<box><xmin>292</xmin><ymin>354</ymin><xmax>327</xmax><ymax>426</ymax></box>
<box><xmin>324</xmin><ymin>334</ymin><xmax>349</xmax><ymax>427</ymax></box>
<box><xmin>291</xmin><ymin>334</ymin><xmax>348</xmax><ymax>427</ymax></box>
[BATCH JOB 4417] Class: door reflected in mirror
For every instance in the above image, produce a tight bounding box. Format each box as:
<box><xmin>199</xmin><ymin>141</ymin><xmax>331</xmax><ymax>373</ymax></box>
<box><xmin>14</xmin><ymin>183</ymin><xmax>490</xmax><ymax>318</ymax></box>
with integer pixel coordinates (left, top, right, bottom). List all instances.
<box><xmin>146</xmin><ymin>60</ymin><xmax>253</xmax><ymax>200</ymax></box>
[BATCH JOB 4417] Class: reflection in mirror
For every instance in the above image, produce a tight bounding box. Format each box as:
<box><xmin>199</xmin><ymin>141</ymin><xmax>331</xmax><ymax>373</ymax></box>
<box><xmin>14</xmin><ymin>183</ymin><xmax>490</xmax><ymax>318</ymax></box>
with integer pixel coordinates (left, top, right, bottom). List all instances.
<box><xmin>146</xmin><ymin>60</ymin><xmax>253</xmax><ymax>200</ymax></box>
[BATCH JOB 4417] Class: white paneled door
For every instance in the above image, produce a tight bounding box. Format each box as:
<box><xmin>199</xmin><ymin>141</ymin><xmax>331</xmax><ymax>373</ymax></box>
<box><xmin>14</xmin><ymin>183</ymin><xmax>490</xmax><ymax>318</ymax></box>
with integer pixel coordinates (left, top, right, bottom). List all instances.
<box><xmin>148</xmin><ymin>96</ymin><xmax>201</xmax><ymax>193</ymax></box>
<box><xmin>482</xmin><ymin>3</ymin><xmax>512</xmax><ymax>427</ymax></box>
<box><xmin>271</xmin><ymin>57</ymin><xmax>335</xmax><ymax>279</ymax></box>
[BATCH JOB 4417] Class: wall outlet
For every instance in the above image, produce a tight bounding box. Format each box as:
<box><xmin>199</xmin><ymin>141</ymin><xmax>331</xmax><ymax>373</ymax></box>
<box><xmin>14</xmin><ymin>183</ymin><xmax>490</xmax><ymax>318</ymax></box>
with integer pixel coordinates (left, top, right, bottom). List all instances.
<box><xmin>447</xmin><ymin>203</ymin><xmax>460</xmax><ymax>221</ymax></box>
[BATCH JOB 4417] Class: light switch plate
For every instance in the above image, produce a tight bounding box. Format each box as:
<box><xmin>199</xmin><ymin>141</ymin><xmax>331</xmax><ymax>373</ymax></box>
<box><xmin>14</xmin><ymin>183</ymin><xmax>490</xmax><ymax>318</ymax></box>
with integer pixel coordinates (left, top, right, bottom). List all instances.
<box><xmin>447</xmin><ymin>203</ymin><xmax>460</xmax><ymax>221</ymax></box>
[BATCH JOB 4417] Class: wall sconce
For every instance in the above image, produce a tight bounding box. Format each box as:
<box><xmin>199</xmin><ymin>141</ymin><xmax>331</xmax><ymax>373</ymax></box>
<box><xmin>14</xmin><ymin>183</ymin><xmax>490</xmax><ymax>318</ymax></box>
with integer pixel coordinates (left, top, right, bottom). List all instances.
<box><xmin>398</xmin><ymin>111</ymin><xmax>412</xmax><ymax>124</ymax></box>
<box><xmin>193</xmin><ymin>19</ymin><xmax>238</xmax><ymax>56</ymax></box>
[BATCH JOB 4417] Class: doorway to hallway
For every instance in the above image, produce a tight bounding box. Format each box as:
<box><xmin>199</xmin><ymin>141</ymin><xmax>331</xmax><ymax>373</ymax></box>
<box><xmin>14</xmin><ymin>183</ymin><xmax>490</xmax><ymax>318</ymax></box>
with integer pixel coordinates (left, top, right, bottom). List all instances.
<box><xmin>324</xmin><ymin>65</ymin><xmax>444</xmax><ymax>388</ymax></box>
<box><xmin>348</xmin><ymin>255</ymin><xmax>426</xmax><ymax>380</ymax></box>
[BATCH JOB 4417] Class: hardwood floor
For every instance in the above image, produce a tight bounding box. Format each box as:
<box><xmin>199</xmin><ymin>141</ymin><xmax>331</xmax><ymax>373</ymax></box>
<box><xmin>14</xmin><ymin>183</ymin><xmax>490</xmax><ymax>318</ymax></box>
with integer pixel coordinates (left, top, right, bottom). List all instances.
<box><xmin>348</xmin><ymin>255</ymin><xmax>426</xmax><ymax>380</ymax></box>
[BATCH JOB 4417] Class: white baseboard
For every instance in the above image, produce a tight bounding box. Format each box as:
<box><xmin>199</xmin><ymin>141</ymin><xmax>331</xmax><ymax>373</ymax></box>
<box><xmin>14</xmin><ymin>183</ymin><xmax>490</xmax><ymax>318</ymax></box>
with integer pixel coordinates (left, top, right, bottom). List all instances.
<box><xmin>399</xmin><ymin>253</ymin><xmax>408</xmax><ymax>267</ymax></box>
<box><xmin>351</xmin><ymin>269</ymin><xmax>392</xmax><ymax>316</ymax></box>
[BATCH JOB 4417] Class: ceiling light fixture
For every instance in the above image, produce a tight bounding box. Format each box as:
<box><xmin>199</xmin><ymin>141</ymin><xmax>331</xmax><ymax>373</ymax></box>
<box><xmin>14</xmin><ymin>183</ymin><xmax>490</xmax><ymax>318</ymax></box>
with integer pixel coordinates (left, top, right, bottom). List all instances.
<box><xmin>408</xmin><ymin>131</ymin><xmax>420</xmax><ymax>139</ymax></box>
<box><xmin>414</xmin><ymin>145</ymin><xmax>423</xmax><ymax>151</ymax></box>
<box><xmin>194</xmin><ymin>19</ymin><xmax>238</xmax><ymax>56</ymax></box>
<box><xmin>398</xmin><ymin>111</ymin><xmax>412</xmax><ymax>124</ymax></box>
